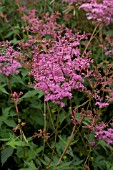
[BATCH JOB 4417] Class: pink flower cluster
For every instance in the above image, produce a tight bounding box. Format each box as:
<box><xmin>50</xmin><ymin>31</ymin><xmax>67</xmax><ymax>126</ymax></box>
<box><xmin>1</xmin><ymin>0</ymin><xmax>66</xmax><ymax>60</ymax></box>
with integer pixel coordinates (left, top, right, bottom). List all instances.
<box><xmin>95</xmin><ymin>122</ymin><xmax>113</xmax><ymax>145</ymax></box>
<box><xmin>0</xmin><ymin>42</ymin><xmax>21</xmax><ymax>76</ymax></box>
<box><xmin>22</xmin><ymin>11</ymin><xmax>93</xmax><ymax>106</ymax></box>
<box><xmin>63</xmin><ymin>0</ymin><xmax>90</xmax><ymax>4</ymax></box>
<box><xmin>22</xmin><ymin>10</ymin><xmax>113</xmax><ymax>107</ymax></box>
<box><xmin>105</xmin><ymin>36</ymin><xmax>113</xmax><ymax>55</ymax></box>
<box><xmin>80</xmin><ymin>0</ymin><xmax>113</xmax><ymax>25</ymax></box>
<box><xmin>63</xmin><ymin>0</ymin><xmax>113</xmax><ymax>25</ymax></box>
<box><xmin>85</xmin><ymin>60</ymin><xmax>113</xmax><ymax>109</ymax></box>
<box><xmin>72</xmin><ymin>109</ymin><xmax>113</xmax><ymax>146</ymax></box>
<box><xmin>22</xmin><ymin>11</ymin><xmax>64</xmax><ymax>39</ymax></box>
<box><xmin>31</xmin><ymin>30</ymin><xmax>92</xmax><ymax>106</ymax></box>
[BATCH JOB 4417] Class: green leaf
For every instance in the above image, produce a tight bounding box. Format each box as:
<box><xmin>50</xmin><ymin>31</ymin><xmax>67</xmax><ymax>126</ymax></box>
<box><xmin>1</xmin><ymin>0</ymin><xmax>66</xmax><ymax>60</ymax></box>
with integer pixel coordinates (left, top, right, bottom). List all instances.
<box><xmin>2</xmin><ymin>107</ymin><xmax>11</xmax><ymax>117</ymax></box>
<box><xmin>22</xmin><ymin>89</ymin><xmax>43</xmax><ymax>99</ymax></box>
<box><xmin>98</xmin><ymin>140</ymin><xmax>107</xmax><ymax>151</ymax></box>
<box><xmin>58</xmin><ymin>135</ymin><xmax>67</xmax><ymax>145</ymax></box>
<box><xmin>109</xmin><ymin>166</ymin><xmax>113</xmax><ymax>170</ymax></box>
<box><xmin>20</xmin><ymin>69</ymin><xmax>29</xmax><ymax>78</ymax></box>
<box><xmin>1</xmin><ymin>146</ymin><xmax>14</xmax><ymax>165</ymax></box>
<box><xmin>1</xmin><ymin>108</ymin><xmax>17</xmax><ymax>127</ymax></box>
<box><xmin>74</xmin><ymin>160</ymin><xmax>83</xmax><ymax>166</ymax></box>
<box><xmin>0</xmin><ymin>84</ymin><xmax>9</xmax><ymax>94</ymax></box>
<box><xmin>0</xmin><ymin>6</ymin><xmax>5</xmax><ymax>13</ymax></box>
<box><xmin>5</xmin><ymin>31</ymin><xmax>14</xmax><ymax>38</ymax></box>
<box><xmin>11</xmin><ymin>38</ymin><xmax>19</xmax><ymax>45</ymax></box>
<box><xmin>94</xmin><ymin>155</ymin><xmax>105</xmax><ymax>169</ymax></box>
<box><xmin>19</xmin><ymin>161</ymin><xmax>37</xmax><ymax>170</ymax></box>
<box><xmin>56</xmin><ymin>161</ymin><xmax>72</xmax><ymax>170</ymax></box>
<box><xmin>75</xmin><ymin>112</ymin><xmax>81</xmax><ymax>122</ymax></box>
<box><xmin>12</xmin><ymin>75</ymin><xmax>25</xmax><ymax>85</ymax></box>
<box><xmin>6</xmin><ymin>137</ymin><xmax>26</xmax><ymax>148</ymax></box>
<box><xmin>0</xmin><ymin>137</ymin><xmax>11</xmax><ymax>142</ymax></box>
<box><xmin>3</xmin><ymin>119</ymin><xmax>17</xmax><ymax>127</ymax></box>
<box><xmin>36</xmin><ymin>146</ymin><xmax>44</xmax><ymax>154</ymax></box>
<box><xmin>59</xmin><ymin>111</ymin><xmax>67</xmax><ymax>125</ymax></box>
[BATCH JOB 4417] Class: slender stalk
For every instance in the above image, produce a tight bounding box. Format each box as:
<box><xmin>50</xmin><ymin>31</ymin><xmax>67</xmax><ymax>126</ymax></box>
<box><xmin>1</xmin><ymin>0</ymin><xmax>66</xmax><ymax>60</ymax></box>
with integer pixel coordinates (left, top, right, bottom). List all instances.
<box><xmin>82</xmin><ymin>23</ymin><xmax>100</xmax><ymax>57</ymax></box>
<box><xmin>99</xmin><ymin>23</ymin><xmax>103</xmax><ymax>43</ymax></box>
<box><xmin>44</xmin><ymin>0</ymin><xmax>47</xmax><ymax>13</ymax></box>
<box><xmin>43</xmin><ymin>99</ymin><xmax>47</xmax><ymax>146</ymax></box>
<box><xmin>56</xmin><ymin>114</ymin><xmax>84</xmax><ymax>167</ymax></box>
<box><xmin>47</xmin><ymin>102</ymin><xmax>55</xmax><ymax>129</ymax></box>
<box><xmin>47</xmin><ymin>106</ymin><xmax>61</xmax><ymax>168</ymax></box>
<box><xmin>56</xmin><ymin>125</ymin><xmax>76</xmax><ymax>167</ymax></box>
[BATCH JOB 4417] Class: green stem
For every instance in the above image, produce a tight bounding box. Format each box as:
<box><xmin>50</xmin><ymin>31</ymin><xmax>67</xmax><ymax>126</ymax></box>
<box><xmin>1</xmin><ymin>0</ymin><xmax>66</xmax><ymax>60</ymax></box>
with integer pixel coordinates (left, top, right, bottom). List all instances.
<box><xmin>43</xmin><ymin>99</ymin><xmax>47</xmax><ymax>146</ymax></box>
<box><xmin>47</xmin><ymin>106</ymin><xmax>61</xmax><ymax>168</ymax></box>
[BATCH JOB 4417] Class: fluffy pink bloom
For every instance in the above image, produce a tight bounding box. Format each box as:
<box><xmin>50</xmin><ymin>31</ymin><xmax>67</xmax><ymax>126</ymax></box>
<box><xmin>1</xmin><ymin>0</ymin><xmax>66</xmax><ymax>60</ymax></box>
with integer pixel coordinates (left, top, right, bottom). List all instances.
<box><xmin>23</xmin><ymin>11</ymin><xmax>92</xmax><ymax>106</ymax></box>
<box><xmin>31</xmin><ymin>31</ymin><xmax>92</xmax><ymax>106</ymax></box>
<box><xmin>80</xmin><ymin>0</ymin><xmax>113</xmax><ymax>25</ymax></box>
<box><xmin>0</xmin><ymin>42</ymin><xmax>21</xmax><ymax>76</ymax></box>
<box><xmin>95</xmin><ymin>122</ymin><xmax>113</xmax><ymax>145</ymax></box>
<box><xmin>63</xmin><ymin>0</ymin><xmax>113</xmax><ymax>25</ymax></box>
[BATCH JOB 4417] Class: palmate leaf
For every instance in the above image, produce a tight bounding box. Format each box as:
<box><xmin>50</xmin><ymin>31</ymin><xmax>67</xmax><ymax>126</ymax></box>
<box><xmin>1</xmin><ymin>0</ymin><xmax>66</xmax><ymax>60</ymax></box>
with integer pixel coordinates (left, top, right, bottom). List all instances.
<box><xmin>1</xmin><ymin>146</ymin><xmax>14</xmax><ymax>165</ymax></box>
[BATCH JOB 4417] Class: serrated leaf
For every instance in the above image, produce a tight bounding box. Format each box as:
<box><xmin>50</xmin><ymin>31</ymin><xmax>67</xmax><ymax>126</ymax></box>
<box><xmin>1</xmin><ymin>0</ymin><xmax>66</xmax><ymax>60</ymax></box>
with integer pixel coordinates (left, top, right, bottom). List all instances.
<box><xmin>1</xmin><ymin>146</ymin><xmax>14</xmax><ymax>165</ymax></box>
<box><xmin>6</xmin><ymin>138</ymin><xmax>26</xmax><ymax>148</ymax></box>
<box><xmin>44</xmin><ymin>155</ymin><xmax>51</xmax><ymax>164</ymax></box>
<box><xmin>4</xmin><ymin>119</ymin><xmax>17</xmax><ymax>127</ymax></box>
<box><xmin>56</xmin><ymin>161</ymin><xmax>72</xmax><ymax>170</ymax></box>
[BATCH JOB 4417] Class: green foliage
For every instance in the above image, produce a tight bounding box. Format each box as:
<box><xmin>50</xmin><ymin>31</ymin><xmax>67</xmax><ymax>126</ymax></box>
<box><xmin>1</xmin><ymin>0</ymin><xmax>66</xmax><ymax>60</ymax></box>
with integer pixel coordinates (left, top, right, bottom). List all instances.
<box><xmin>1</xmin><ymin>146</ymin><xmax>14</xmax><ymax>166</ymax></box>
<box><xmin>0</xmin><ymin>0</ymin><xmax>113</xmax><ymax>170</ymax></box>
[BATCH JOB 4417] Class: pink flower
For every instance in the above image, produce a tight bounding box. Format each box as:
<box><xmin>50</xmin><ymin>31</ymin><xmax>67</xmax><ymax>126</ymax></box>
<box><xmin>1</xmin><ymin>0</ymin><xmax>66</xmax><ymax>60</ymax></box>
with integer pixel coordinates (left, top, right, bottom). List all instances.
<box><xmin>95</xmin><ymin>102</ymin><xmax>109</xmax><ymax>108</ymax></box>
<box><xmin>23</xmin><ymin>11</ymin><xmax>92</xmax><ymax>106</ymax></box>
<box><xmin>80</xmin><ymin>0</ymin><xmax>113</xmax><ymax>25</ymax></box>
<box><xmin>0</xmin><ymin>42</ymin><xmax>21</xmax><ymax>76</ymax></box>
<box><xmin>31</xmin><ymin>29</ymin><xmax>91</xmax><ymax>106</ymax></box>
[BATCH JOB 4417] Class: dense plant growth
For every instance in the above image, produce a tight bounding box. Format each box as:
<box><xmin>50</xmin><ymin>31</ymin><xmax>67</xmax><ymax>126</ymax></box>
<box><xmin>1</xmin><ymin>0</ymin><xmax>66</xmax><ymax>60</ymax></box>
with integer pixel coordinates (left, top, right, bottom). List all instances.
<box><xmin>0</xmin><ymin>0</ymin><xmax>113</xmax><ymax>169</ymax></box>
